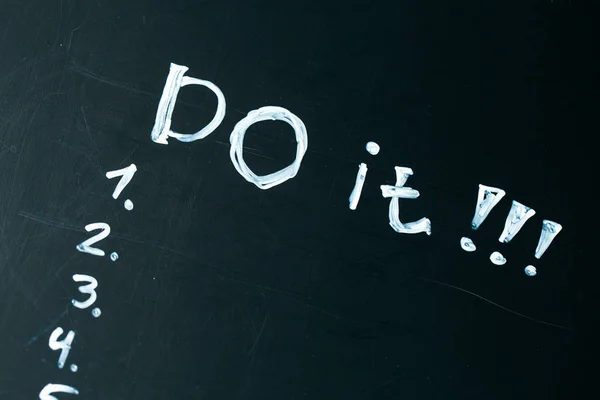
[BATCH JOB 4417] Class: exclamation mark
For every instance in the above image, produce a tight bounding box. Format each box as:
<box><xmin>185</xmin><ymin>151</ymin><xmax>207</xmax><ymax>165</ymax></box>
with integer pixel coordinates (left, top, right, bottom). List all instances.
<box><xmin>498</xmin><ymin>200</ymin><xmax>536</xmax><ymax>243</ymax></box>
<box><xmin>472</xmin><ymin>184</ymin><xmax>506</xmax><ymax>230</ymax></box>
<box><xmin>490</xmin><ymin>200</ymin><xmax>536</xmax><ymax>265</ymax></box>
<box><xmin>534</xmin><ymin>220</ymin><xmax>562</xmax><ymax>259</ymax></box>
<box><xmin>461</xmin><ymin>184</ymin><xmax>505</xmax><ymax>252</ymax></box>
<box><xmin>525</xmin><ymin>220</ymin><xmax>562</xmax><ymax>277</ymax></box>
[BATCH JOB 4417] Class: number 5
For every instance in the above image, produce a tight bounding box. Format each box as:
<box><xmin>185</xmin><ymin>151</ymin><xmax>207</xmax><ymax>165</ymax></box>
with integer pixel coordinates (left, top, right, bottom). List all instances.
<box><xmin>39</xmin><ymin>383</ymin><xmax>79</xmax><ymax>399</ymax></box>
<box><xmin>76</xmin><ymin>223</ymin><xmax>110</xmax><ymax>256</ymax></box>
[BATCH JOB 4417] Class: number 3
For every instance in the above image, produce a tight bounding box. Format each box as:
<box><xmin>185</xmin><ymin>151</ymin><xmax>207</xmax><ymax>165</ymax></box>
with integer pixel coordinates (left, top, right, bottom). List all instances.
<box><xmin>76</xmin><ymin>223</ymin><xmax>110</xmax><ymax>256</ymax></box>
<box><xmin>71</xmin><ymin>274</ymin><xmax>98</xmax><ymax>309</ymax></box>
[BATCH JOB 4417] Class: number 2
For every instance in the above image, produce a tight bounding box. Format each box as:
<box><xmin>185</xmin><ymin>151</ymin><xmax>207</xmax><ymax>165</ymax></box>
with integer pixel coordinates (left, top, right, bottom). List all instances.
<box><xmin>48</xmin><ymin>328</ymin><xmax>75</xmax><ymax>369</ymax></box>
<box><xmin>76</xmin><ymin>223</ymin><xmax>110</xmax><ymax>256</ymax></box>
<box><xmin>39</xmin><ymin>383</ymin><xmax>79</xmax><ymax>399</ymax></box>
<box><xmin>71</xmin><ymin>274</ymin><xmax>98</xmax><ymax>309</ymax></box>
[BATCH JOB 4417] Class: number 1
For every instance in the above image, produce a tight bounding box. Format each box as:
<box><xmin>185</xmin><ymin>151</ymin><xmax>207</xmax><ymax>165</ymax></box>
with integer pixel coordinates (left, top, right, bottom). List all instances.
<box><xmin>106</xmin><ymin>163</ymin><xmax>137</xmax><ymax>199</ymax></box>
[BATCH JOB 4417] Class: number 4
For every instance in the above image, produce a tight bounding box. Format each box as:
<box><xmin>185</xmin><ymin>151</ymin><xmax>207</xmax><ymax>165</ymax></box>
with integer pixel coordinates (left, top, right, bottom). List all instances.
<box><xmin>48</xmin><ymin>327</ymin><xmax>75</xmax><ymax>369</ymax></box>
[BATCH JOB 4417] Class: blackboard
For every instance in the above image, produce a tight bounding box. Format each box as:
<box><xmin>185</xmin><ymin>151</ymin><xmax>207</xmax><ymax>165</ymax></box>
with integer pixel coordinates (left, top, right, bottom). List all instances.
<box><xmin>1</xmin><ymin>1</ymin><xmax>591</xmax><ymax>399</ymax></box>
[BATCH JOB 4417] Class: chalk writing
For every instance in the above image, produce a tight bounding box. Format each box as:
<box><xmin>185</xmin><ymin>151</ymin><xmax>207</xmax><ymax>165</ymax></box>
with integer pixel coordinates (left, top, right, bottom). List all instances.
<box><xmin>381</xmin><ymin>167</ymin><xmax>431</xmax><ymax>235</ymax></box>
<box><xmin>39</xmin><ymin>384</ymin><xmax>79</xmax><ymax>399</ymax></box>
<box><xmin>471</xmin><ymin>184</ymin><xmax>506</xmax><ymax>230</ymax></box>
<box><xmin>461</xmin><ymin>184</ymin><xmax>562</xmax><ymax>274</ymax></box>
<box><xmin>106</xmin><ymin>164</ymin><xmax>137</xmax><ymax>200</ymax></box>
<box><xmin>348</xmin><ymin>163</ymin><xmax>368</xmax><ymax>210</ymax></box>
<box><xmin>124</xmin><ymin>199</ymin><xmax>134</xmax><ymax>211</ymax></box>
<box><xmin>230</xmin><ymin>106</ymin><xmax>308</xmax><ymax>189</ymax></box>
<box><xmin>71</xmin><ymin>274</ymin><xmax>98</xmax><ymax>309</ymax></box>
<box><xmin>490</xmin><ymin>251</ymin><xmax>507</xmax><ymax>266</ymax></box>
<box><xmin>75</xmin><ymin>223</ymin><xmax>110</xmax><ymax>257</ymax></box>
<box><xmin>460</xmin><ymin>237</ymin><xmax>476</xmax><ymax>252</ymax></box>
<box><xmin>499</xmin><ymin>200</ymin><xmax>536</xmax><ymax>243</ymax></box>
<box><xmin>365</xmin><ymin>141</ymin><xmax>380</xmax><ymax>155</ymax></box>
<box><xmin>151</xmin><ymin>63</ymin><xmax>226</xmax><ymax>144</ymax></box>
<box><xmin>535</xmin><ymin>220</ymin><xmax>562</xmax><ymax>259</ymax></box>
<box><xmin>48</xmin><ymin>327</ymin><xmax>75</xmax><ymax>369</ymax></box>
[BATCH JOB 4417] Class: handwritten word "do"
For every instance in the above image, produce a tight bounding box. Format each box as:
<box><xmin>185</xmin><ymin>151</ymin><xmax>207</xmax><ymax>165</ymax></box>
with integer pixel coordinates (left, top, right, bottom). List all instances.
<box><xmin>150</xmin><ymin>63</ymin><xmax>308</xmax><ymax>190</ymax></box>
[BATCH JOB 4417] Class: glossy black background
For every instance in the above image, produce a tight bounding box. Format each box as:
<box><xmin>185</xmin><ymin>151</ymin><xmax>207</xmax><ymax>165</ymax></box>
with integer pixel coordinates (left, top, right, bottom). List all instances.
<box><xmin>0</xmin><ymin>1</ymin><xmax>591</xmax><ymax>399</ymax></box>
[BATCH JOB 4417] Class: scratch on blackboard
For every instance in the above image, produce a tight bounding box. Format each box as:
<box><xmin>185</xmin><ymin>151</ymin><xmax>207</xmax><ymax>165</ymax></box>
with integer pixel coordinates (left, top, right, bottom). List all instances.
<box><xmin>46</xmin><ymin>255</ymin><xmax>77</xmax><ymax>298</ymax></box>
<box><xmin>199</xmin><ymin>311</ymin><xmax>215</xmax><ymax>332</ymax></box>
<box><xmin>239</xmin><ymin>148</ymin><xmax>274</xmax><ymax>161</ymax></box>
<box><xmin>2</xmin><ymin>101</ymin><xmax>37</xmax><ymax>241</ymax></box>
<box><xmin>302</xmin><ymin>301</ymin><xmax>343</xmax><ymax>320</ymax></box>
<box><xmin>247</xmin><ymin>315</ymin><xmax>268</xmax><ymax>356</ymax></box>
<box><xmin>68</xmin><ymin>62</ymin><xmax>153</xmax><ymax>97</ymax></box>
<box><xmin>17</xmin><ymin>211</ymin><xmax>246</xmax><ymax>290</ymax></box>
<box><xmin>117</xmin><ymin>337</ymin><xmax>140</xmax><ymax>370</ymax></box>
<box><xmin>328</xmin><ymin>176</ymin><xmax>337</xmax><ymax>199</ymax></box>
<box><xmin>221</xmin><ymin>274</ymin><xmax>345</xmax><ymax>321</ymax></box>
<box><xmin>18</xmin><ymin>212</ymin><xmax>84</xmax><ymax>233</ymax></box>
<box><xmin>367</xmin><ymin>374</ymin><xmax>402</xmax><ymax>394</ymax></box>
<box><xmin>118</xmin><ymin>144</ymin><xmax>140</xmax><ymax>165</ymax></box>
<box><xmin>53</xmin><ymin>0</ymin><xmax>63</xmax><ymax>49</ymax></box>
<box><xmin>212</xmin><ymin>140</ymin><xmax>275</xmax><ymax>161</ymax></box>
<box><xmin>67</xmin><ymin>4</ymin><xmax>89</xmax><ymax>52</ymax></box>
<box><xmin>26</xmin><ymin>307</ymin><xmax>69</xmax><ymax>346</ymax></box>
<box><xmin>218</xmin><ymin>275</ymin><xmax>300</xmax><ymax>299</ymax></box>
<box><xmin>419</xmin><ymin>277</ymin><xmax>571</xmax><ymax>331</ymax></box>
<box><xmin>18</xmin><ymin>211</ymin><xmax>184</xmax><ymax>257</ymax></box>
<box><xmin>186</xmin><ymin>175</ymin><xmax>204</xmax><ymax>210</ymax></box>
<box><xmin>127</xmin><ymin>269</ymin><xmax>145</xmax><ymax>303</ymax></box>
<box><xmin>113</xmin><ymin>208</ymin><xmax>122</xmax><ymax>226</ymax></box>
<box><xmin>80</xmin><ymin>105</ymin><xmax>102</xmax><ymax>171</ymax></box>
<box><xmin>0</xmin><ymin>53</ymin><xmax>52</xmax><ymax>95</ymax></box>
<box><xmin>79</xmin><ymin>106</ymin><xmax>91</xmax><ymax>145</ymax></box>
<box><xmin>0</xmin><ymin>10</ymin><xmax>12</xmax><ymax>44</ymax></box>
<box><xmin>69</xmin><ymin>62</ymin><xmax>234</xmax><ymax>119</ymax></box>
<box><xmin>0</xmin><ymin>141</ymin><xmax>16</xmax><ymax>157</ymax></box>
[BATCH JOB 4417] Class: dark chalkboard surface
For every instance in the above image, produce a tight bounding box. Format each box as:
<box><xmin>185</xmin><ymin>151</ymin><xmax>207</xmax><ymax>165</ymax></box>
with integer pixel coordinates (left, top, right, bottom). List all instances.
<box><xmin>1</xmin><ymin>1</ymin><xmax>591</xmax><ymax>399</ymax></box>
